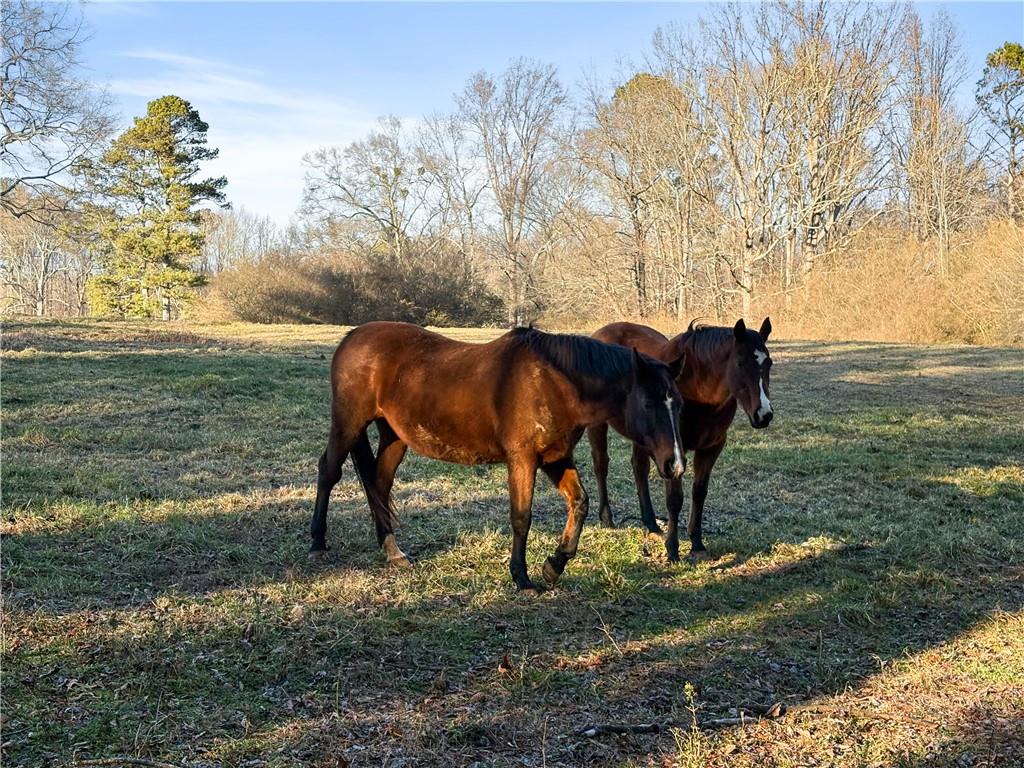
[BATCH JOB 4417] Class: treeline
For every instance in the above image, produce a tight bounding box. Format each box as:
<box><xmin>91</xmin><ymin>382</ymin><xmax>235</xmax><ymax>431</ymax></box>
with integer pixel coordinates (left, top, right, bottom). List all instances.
<box><xmin>2</xmin><ymin>1</ymin><xmax>1022</xmax><ymax>342</ymax></box>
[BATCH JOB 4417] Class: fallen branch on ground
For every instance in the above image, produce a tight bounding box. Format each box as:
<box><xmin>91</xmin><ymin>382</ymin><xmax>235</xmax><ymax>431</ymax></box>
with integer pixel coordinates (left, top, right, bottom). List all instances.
<box><xmin>579</xmin><ymin>722</ymin><xmax>668</xmax><ymax>737</ymax></box>
<box><xmin>735</xmin><ymin>702</ymin><xmax>785</xmax><ymax>716</ymax></box>
<box><xmin>578</xmin><ymin>702</ymin><xmax>785</xmax><ymax>738</ymax></box>
<box><xmin>71</xmin><ymin>758</ymin><xmax>189</xmax><ymax>768</ymax></box>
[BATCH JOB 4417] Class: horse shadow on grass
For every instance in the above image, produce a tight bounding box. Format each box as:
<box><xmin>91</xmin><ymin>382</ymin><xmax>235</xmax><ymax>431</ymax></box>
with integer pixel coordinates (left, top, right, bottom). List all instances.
<box><xmin>5</xmin><ymin>464</ymin><xmax>1022</xmax><ymax>766</ymax></box>
<box><xmin>7</xmin><ymin>528</ymin><xmax>1020</xmax><ymax>766</ymax></box>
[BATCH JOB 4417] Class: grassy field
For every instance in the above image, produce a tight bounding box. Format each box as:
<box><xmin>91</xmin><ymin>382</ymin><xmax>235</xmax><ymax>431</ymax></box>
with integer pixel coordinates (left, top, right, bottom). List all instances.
<box><xmin>3</xmin><ymin>319</ymin><xmax>1023</xmax><ymax>768</ymax></box>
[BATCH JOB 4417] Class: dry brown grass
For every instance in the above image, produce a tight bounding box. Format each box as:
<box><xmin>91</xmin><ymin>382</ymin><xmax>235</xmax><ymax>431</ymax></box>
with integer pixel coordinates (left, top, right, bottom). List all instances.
<box><xmin>758</xmin><ymin>219</ymin><xmax>1024</xmax><ymax>346</ymax></box>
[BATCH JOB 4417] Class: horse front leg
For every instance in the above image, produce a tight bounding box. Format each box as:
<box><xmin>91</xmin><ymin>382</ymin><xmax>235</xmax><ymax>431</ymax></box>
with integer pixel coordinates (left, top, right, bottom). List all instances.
<box><xmin>540</xmin><ymin>457</ymin><xmax>589</xmax><ymax>586</ymax></box>
<box><xmin>587</xmin><ymin>424</ymin><xmax>614</xmax><ymax>528</ymax></box>
<box><xmin>631</xmin><ymin>444</ymin><xmax>662</xmax><ymax>534</ymax></box>
<box><xmin>664</xmin><ymin>474</ymin><xmax>685</xmax><ymax>562</ymax></box>
<box><xmin>689</xmin><ymin>443</ymin><xmax>725</xmax><ymax>560</ymax></box>
<box><xmin>507</xmin><ymin>456</ymin><xmax>540</xmax><ymax>592</ymax></box>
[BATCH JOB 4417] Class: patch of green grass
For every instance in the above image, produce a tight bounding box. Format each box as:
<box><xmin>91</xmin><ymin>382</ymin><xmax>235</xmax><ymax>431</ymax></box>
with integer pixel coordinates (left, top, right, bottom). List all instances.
<box><xmin>2</xmin><ymin>320</ymin><xmax>1022</xmax><ymax>767</ymax></box>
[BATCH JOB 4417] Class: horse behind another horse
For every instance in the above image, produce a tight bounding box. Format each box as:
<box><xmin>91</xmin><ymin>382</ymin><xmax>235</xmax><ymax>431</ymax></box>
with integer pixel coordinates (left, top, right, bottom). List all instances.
<box><xmin>588</xmin><ymin>318</ymin><xmax>774</xmax><ymax>561</ymax></box>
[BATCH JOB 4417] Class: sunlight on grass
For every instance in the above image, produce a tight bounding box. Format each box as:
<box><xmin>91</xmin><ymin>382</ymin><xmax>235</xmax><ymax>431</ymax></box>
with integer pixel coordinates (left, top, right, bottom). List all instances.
<box><xmin>932</xmin><ymin>464</ymin><xmax>1024</xmax><ymax>499</ymax></box>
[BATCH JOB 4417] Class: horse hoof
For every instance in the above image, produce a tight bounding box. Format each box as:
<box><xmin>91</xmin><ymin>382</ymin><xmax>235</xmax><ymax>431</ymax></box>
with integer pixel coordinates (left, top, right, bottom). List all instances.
<box><xmin>517</xmin><ymin>582</ymin><xmax>543</xmax><ymax>596</ymax></box>
<box><xmin>599</xmin><ymin>520</ymin><xmax>616</xmax><ymax>530</ymax></box>
<box><xmin>542</xmin><ymin>558</ymin><xmax>562</xmax><ymax>585</ymax></box>
<box><xmin>387</xmin><ymin>554</ymin><xmax>414</xmax><ymax>569</ymax></box>
<box><xmin>309</xmin><ymin>549</ymin><xmax>327</xmax><ymax>561</ymax></box>
<box><xmin>666</xmin><ymin>552</ymin><xmax>681</xmax><ymax>564</ymax></box>
<box><xmin>688</xmin><ymin>550</ymin><xmax>711</xmax><ymax>563</ymax></box>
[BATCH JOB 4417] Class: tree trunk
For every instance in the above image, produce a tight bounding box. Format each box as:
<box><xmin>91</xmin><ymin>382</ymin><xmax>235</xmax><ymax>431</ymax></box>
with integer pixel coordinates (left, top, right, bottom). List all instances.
<box><xmin>35</xmin><ymin>250</ymin><xmax>48</xmax><ymax>317</ymax></box>
<box><xmin>741</xmin><ymin>252</ymin><xmax>753</xmax><ymax>320</ymax></box>
<box><xmin>678</xmin><ymin>195</ymin><xmax>692</xmax><ymax>322</ymax></box>
<box><xmin>630</xmin><ymin>195</ymin><xmax>647</xmax><ymax>318</ymax></box>
<box><xmin>783</xmin><ymin>229</ymin><xmax>795</xmax><ymax>310</ymax></box>
<box><xmin>507</xmin><ymin>257</ymin><xmax>519</xmax><ymax>326</ymax></box>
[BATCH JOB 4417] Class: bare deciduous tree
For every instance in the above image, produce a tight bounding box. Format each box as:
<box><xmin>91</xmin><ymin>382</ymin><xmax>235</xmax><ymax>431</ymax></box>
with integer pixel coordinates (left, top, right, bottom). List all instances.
<box><xmin>302</xmin><ymin>117</ymin><xmax>428</xmax><ymax>261</ymax></box>
<box><xmin>416</xmin><ymin>113</ymin><xmax>488</xmax><ymax>272</ymax></box>
<box><xmin>200</xmin><ymin>207</ymin><xmax>281</xmax><ymax>274</ymax></box>
<box><xmin>895</xmin><ymin>10</ymin><xmax>985</xmax><ymax>271</ymax></box>
<box><xmin>0</xmin><ymin>205</ymin><xmax>95</xmax><ymax>316</ymax></box>
<box><xmin>458</xmin><ymin>59</ymin><xmax>569</xmax><ymax>324</ymax></box>
<box><xmin>1</xmin><ymin>0</ymin><xmax>114</xmax><ymax>221</ymax></box>
<box><xmin>648</xmin><ymin>1</ymin><xmax>904</xmax><ymax>316</ymax></box>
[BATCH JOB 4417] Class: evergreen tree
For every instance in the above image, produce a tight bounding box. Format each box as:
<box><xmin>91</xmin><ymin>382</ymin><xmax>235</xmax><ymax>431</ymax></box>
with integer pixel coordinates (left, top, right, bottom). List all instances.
<box><xmin>86</xmin><ymin>95</ymin><xmax>227</xmax><ymax>318</ymax></box>
<box><xmin>976</xmin><ymin>42</ymin><xmax>1024</xmax><ymax>219</ymax></box>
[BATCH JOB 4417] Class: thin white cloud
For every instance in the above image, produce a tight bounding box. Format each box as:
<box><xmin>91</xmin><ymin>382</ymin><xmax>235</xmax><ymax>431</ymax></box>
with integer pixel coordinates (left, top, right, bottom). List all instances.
<box><xmin>108</xmin><ymin>50</ymin><xmax>379</xmax><ymax>225</ymax></box>
<box><xmin>85</xmin><ymin>3</ymin><xmax>159</xmax><ymax>20</ymax></box>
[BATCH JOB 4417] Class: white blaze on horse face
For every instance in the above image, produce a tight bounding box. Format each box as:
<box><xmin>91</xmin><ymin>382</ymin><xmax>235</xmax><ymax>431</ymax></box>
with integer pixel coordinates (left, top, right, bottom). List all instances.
<box><xmin>665</xmin><ymin>394</ymin><xmax>684</xmax><ymax>477</ymax></box>
<box><xmin>753</xmin><ymin>349</ymin><xmax>772</xmax><ymax>420</ymax></box>
<box><xmin>757</xmin><ymin>377</ymin><xmax>772</xmax><ymax>419</ymax></box>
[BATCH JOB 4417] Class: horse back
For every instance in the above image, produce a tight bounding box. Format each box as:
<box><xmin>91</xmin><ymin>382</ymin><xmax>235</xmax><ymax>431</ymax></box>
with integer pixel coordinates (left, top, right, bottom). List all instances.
<box><xmin>330</xmin><ymin>322</ymin><xmax>586</xmax><ymax>464</ymax></box>
<box><xmin>592</xmin><ymin>322</ymin><xmax>671</xmax><ymax>361</ymax></box>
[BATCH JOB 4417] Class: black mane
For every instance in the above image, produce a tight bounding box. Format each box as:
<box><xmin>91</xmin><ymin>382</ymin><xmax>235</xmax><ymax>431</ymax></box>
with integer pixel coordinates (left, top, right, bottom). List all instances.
<box><xmin>678</xmin><ymin>321</ymin><xmax>766</xmax><ymax>364</ymax></box>
<box><xmin>510</xmin><ymin>327</ymin><xmax>638</xmax><ymax>400</ymax></box>
<box><xmin>679</xmin><ymin>323</ymin><xmax>734</xmax><ymax>363</ymax></box>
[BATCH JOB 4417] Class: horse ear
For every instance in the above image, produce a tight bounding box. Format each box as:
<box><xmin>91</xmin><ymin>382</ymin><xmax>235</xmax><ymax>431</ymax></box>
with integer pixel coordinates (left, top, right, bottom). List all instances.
<box><xmin>667</xmin><ymin>351</ymin><xmax>686</xmax><ymax>379</ymax></box>
<box><xmin>733</xmin><ymin>319</ymin><xmax>747</xmax><ymax>343</ymax></box>
<box><xmin>759</xmin><ymin>316</ymin><xmax>772</xmax><ymax>341</ymax></box>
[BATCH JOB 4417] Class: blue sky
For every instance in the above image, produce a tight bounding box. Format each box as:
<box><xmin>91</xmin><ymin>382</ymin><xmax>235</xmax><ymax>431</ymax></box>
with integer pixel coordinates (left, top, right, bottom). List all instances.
<box><xmin>83</xmin><ymin>2</ymin><xmax>1024</xmax><ymax>225</ymax></box>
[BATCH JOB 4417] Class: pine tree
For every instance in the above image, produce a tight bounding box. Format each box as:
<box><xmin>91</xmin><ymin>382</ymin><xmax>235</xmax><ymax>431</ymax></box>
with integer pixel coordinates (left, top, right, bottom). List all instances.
<box><xmin>86</xmin><ymin>95</ymin><xmax>227</xmax><ymax>318</ymax></box>
<box><xmin>976</xmin><ymin>43</ymin><xmax>1024</xmax><ymax>219</ymax></box>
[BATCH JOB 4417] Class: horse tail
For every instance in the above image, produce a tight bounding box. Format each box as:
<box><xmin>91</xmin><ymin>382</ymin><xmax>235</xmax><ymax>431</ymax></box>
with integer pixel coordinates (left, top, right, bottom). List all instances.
<box><xmin>350</xmin><ymin>429</ymin><xmax>399</xmax><ymax>532</ymax></box>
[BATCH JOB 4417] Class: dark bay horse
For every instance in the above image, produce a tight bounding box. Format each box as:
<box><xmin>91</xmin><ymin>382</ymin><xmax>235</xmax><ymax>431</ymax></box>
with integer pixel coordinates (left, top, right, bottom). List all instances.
<box><xmin>311</xmin><ymin>322</ymin><xmax>686</xmax><ymax>591</ymax></box>
<box><xmin>587</xmin><ymin>318</ymin><xmax>773</xmax><ymax>561</ymax></box>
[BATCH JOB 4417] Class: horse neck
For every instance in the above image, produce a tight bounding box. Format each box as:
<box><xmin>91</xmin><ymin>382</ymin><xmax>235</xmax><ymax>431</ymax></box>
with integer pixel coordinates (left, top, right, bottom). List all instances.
<box><xmin>514</xmin><ymin>331</ymin><xmax>634</xmax><ymax>425</ymax></box>
<box><xmin>579</xmin><ymin>378</ymin><xmax>632</xmax><ymax>425</ymax></box>
<box><xmin>667</xmin><ymin>333</ymin><xmax>734</xmax><ymax>408</ymax></box>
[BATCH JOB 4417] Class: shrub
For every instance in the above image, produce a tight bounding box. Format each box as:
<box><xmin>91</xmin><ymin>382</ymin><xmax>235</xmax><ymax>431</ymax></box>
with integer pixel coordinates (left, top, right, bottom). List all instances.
<box><xmin>201</xmin><ymin>248</ymin><xmax>504</xmax><ymax>327</ymax></box>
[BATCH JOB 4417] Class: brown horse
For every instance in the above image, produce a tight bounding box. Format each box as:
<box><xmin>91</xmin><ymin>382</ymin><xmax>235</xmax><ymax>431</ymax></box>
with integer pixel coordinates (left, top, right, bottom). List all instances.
<box><xmin>311</xmin><ymin>322</ymin><xmax>686</xmax><ymax>591</ymax></box>
<box><xmin>587</xmin><ymin>318</ymin><xmax>773</xmax><ymax>561</ymax></box>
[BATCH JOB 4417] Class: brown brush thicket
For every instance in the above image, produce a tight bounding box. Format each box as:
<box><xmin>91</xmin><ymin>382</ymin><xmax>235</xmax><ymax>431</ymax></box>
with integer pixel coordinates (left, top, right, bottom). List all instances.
<box><xmin>754</xmin><ymin>219</ymin><xmax>1024</xmax><ymax>344</ymax></box>
<box><xmin>200</xmin><ymin>246</ymin><xmax>503</xmax><ymax>327</ymax></box>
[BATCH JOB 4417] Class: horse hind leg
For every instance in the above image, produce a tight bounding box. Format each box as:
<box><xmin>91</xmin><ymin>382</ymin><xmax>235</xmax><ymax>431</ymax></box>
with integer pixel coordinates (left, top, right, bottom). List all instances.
<box><xmin>311</xmin><ymin>418</ymin><xmax>364</xmax><ymax>556</ymax></box>
<box><xmin>371</xmin><ymin>419</ymin><xmax>411</xmax><ymax>568</ymax></box>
